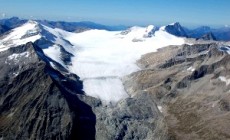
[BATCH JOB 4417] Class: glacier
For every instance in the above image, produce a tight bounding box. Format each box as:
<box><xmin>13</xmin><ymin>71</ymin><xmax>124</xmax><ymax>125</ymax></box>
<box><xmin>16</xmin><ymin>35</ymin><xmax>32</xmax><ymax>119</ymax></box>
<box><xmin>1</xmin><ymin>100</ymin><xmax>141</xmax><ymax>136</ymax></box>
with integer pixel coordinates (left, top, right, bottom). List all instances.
<box><xmin>66</xmin><ymin>26</ymin><xmax>185</xmax><ymax>104</ymax></box>
<box><xmin>0</xmin><ymin>21</ymin><xmax>185</xmax><ymax>104</ymax></box>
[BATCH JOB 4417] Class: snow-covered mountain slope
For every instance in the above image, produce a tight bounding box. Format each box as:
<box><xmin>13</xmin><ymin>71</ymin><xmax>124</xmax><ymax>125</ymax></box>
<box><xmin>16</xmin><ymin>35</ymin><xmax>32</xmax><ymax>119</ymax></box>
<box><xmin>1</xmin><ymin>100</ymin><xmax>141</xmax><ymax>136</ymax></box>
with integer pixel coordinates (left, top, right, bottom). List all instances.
<box><xmin>0</xmin><ymin>21</ymin><xmax>185</xmax><ymax>104</ymax></box>
<box><xmin>0</xmin><ymin>21</ymin><xmax>41</xmax><ymax>52</ymax></box>
<box><xmin>0</xmin><ymin>21</ymin><xmax>75</xmax><ymax>71</ymax></box>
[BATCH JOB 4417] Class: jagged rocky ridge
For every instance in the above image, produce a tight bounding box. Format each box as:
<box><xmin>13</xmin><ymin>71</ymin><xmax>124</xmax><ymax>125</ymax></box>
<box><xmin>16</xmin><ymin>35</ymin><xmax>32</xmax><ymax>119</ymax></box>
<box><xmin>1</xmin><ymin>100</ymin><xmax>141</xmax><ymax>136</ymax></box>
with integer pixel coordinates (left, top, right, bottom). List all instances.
<box><xmin>0</xmin><ymin>42</ymin><xmax>96</xmax><ymax>140</ymax></box>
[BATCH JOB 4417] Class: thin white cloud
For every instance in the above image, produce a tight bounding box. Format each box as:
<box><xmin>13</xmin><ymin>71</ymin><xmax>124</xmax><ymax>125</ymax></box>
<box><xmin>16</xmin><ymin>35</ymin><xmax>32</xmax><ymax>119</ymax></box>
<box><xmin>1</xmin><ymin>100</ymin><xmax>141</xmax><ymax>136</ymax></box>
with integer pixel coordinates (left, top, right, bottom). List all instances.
<box><xmin>2</xmin><ymin>13</ymin><xmax>5</xmax><ymax>18</ymax></box>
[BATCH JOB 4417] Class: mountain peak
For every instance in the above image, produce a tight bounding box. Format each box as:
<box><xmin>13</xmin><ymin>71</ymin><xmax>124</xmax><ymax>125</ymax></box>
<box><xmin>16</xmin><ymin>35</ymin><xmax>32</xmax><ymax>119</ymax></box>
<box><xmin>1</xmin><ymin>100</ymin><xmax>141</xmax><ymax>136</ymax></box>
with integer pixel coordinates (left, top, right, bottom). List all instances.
<box><xmin>160</xmin><ymin>22</ymin><xmax>187</xmax><ymax>37</ymax></box>
<box><xmin>198</xmin><ymin>32</ymin><xmax>216</xmax><ymax>41</ymax></box>
<box><xmin>27</xmin><ymin>20</ymin><xmax>38</xmax><ymax>25</ymax></box>
<box><xmin>169</xmin><ymin>22</ymin><xmax>180</xmax><ymax>26</ymax></box>
<box><xmin>0</xmin><ymin>21</ymin><xmax>42</xmax><ymax>51</ymax></box>
<box><xmin>146</xmin><ymin>25</ymin><xmax>155</xmax><ymax>32</ymax></box>
<box><xmin>9</xmin><ymin>16</ymin><xmax>20</xmax><ymax>20</ymax></box>
<box><xmin>143</xmin><ymin>25</ymin><xmax>157</xmax><ymax>38</ymax></box>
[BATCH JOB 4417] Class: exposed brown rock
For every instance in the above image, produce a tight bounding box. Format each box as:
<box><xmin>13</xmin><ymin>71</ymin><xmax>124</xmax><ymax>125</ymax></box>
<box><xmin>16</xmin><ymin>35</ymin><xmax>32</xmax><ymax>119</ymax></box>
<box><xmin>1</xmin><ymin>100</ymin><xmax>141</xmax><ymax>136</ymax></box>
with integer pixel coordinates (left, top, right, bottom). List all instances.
<box><xmin>124</xmin><ymin>43</ymin><xmax>230</xmax><ymax>140</ymax></box>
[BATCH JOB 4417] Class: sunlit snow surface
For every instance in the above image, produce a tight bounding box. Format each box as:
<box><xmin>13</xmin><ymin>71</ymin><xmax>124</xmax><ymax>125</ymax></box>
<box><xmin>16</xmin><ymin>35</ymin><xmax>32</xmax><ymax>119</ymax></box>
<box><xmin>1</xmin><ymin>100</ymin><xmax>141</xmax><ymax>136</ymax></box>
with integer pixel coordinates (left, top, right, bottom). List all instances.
<box><xmin>43</xmin><ymin>45</ymin><xmax>67</xmax><ymax>68</ymax></box>
<box><xmin>66</xmin><ymin>27</ymin><xmax>185</xmax><ymax>104</ymax></box>
<box><xmin>0</xmin><ymin>21</ymin><xmax>41</xmax><ymax>52</ymax></box>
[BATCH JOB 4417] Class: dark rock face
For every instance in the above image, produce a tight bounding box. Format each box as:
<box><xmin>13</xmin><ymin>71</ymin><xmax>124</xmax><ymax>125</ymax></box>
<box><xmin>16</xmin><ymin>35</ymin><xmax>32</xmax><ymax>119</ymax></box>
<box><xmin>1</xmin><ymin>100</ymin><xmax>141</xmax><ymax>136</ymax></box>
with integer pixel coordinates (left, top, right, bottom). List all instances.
<box><xmin>0</xmin><ymin>43</ymin><xmax>96</xmax><ymax>140</ymax></box>
<box><xmin>0</xmin><ymin>24</ymin><xmax>10</xmax><ymax>35</ymax></box>
<box><xmin>163</xmin><ymin>22</ymin><xmax>187</xmax><ymax>37</ymax></box>
<box><xmin>0</xmin><ymin>63</ymin><xmax>73</xmax><ymax>140</ymax></box>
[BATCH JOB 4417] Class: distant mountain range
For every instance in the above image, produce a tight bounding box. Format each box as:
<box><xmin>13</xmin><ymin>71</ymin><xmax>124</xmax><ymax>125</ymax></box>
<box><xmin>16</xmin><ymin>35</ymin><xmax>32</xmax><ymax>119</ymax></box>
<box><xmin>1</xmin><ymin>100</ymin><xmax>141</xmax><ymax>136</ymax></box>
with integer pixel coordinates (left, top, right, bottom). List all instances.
<box><xmin>0</xmin><ymin>24</ymin><xmax>11</xmax><ymax>34</ymax></box>
<box><xmin>0</xmin><ymin>17</ymin><xmax>128</xmax><ymax>33</ymax></box>
<box><xmin>0</xmin><ymin>17</ymin><xmax>27</xmax><ymax>29</ymax></box>
<box><xmin>185</xmin><ymin>25</ymin><xmax>230</xmax><ymax>41</ymax></box>
<box><xmin>0</xmin><ymin>17</ymin><xmax>230</xmax><ymax>41</ymax></box>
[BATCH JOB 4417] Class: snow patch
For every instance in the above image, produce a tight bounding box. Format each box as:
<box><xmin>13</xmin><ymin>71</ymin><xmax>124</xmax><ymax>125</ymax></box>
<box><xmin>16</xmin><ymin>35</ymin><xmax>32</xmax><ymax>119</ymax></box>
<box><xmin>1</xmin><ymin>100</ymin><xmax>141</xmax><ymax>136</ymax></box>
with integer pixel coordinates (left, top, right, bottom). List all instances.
<box><xmin>157</xmin><ymin>106</ymin><xmax>163</xmax><ymax>113</ymax></box>
<box><xmin>8</xmin><ymin>52</ymin><xmax>30</xmax><ymax>60</ymax></box>
<box><xmin>143</xmin><ymin>25</ymin><xmax>156</xmax><ymax>38</ymax></box>
<box><xmin>146</xmin><ymin>25</ymin><xmax>155</xmax><ymax>32</ymax></box>
<box><xmin>219</xmin><ymin>46</ymin><xmax>230</xmax><ymax>54</ymax></box>
<box><xmin>7</xmin><ymin>112</ymin><xmax>14</xmax><ymax>118</ymax></box>
<box><xmin>43</xmin><ymin>45</ymin><xmax>66</xmax><ymax>68</ymax></box>
<box><xmin>187</xmin><ymin>66</ymin><xmax>195</xmax><ymax>72</ymax></box>
<box><xmin>13</xmin><ymin>72</ymin><xmax>19</xmax><ymax>77</ymax></box>
<box><xmin>219</xmin><ymin>76</ymin><xmax>230</xmax><ymax>86</ymax></box>
<box><xmin>159</xmin><ymin>26</ymin><xmax>166</xmax><ymax>31</ymax></box>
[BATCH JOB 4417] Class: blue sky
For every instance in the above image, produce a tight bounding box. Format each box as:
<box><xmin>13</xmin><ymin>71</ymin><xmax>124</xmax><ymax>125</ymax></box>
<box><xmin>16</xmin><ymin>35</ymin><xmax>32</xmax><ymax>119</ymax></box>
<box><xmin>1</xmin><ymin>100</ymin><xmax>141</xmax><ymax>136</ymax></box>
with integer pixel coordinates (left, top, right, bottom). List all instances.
<box><xmin>0</xmin><ymin>0</ymin><xmax>229</xmax><ymax>27</ymax></box>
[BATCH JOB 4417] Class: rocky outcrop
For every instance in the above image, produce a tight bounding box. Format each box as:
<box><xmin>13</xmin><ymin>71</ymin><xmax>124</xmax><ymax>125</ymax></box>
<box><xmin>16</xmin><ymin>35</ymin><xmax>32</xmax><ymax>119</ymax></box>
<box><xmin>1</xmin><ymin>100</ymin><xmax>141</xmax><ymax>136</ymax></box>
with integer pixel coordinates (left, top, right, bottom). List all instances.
<box><xmin>124</xmin><ymin>43</ymin><xmax>230</xmax><ymax>140</ymax></box>
<box><xmin>94</xmin><ymin>93</ymin><xmax>168</xmax><ymax>140</ymax></box>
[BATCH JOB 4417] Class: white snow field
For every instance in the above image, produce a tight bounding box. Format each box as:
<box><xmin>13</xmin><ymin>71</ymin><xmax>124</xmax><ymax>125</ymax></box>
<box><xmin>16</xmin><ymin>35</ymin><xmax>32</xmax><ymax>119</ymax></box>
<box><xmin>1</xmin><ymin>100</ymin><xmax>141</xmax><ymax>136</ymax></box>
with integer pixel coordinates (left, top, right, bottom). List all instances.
<box><xmin>66</xmin><ymin>26</ymin><xmax>185</xmax><ymax>104</ymax></box>
<box><xmin>0</xmin><ymin>21</ymin><xmax>185</xmax><ymax>104</ymax></box>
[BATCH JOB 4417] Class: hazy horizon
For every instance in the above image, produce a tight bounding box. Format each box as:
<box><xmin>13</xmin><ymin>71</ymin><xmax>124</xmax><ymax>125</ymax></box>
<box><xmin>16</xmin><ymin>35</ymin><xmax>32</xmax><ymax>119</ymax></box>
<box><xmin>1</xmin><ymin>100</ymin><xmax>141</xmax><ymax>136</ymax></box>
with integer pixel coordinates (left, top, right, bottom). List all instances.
<box><xmin>0</xmin><ymin>0</ymin><xmax>229</xmax><ymax>28</ymax></box>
